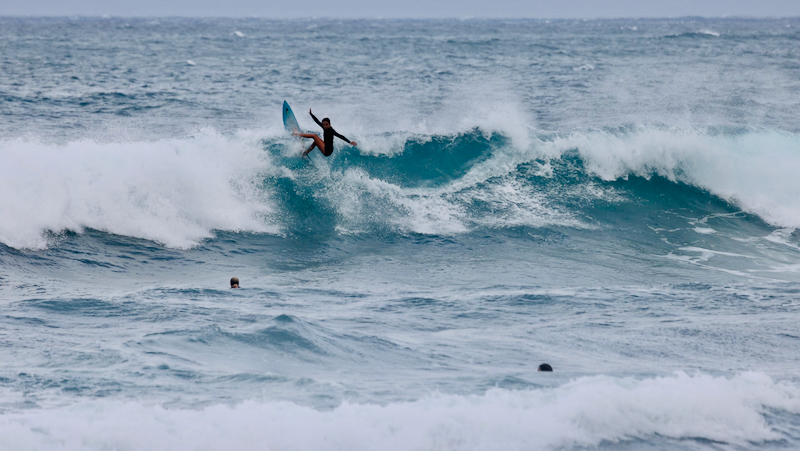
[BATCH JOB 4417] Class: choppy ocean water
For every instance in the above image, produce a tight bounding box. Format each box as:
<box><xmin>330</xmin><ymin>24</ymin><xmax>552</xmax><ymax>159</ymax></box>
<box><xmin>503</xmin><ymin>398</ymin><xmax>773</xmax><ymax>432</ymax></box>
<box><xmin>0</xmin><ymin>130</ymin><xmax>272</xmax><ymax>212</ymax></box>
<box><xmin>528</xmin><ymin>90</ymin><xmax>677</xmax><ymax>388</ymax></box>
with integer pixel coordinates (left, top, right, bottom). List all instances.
<box><xmin>2</xmin><ymin>16</ymin><xmax>800</xmax><ymax>450</ymax></box>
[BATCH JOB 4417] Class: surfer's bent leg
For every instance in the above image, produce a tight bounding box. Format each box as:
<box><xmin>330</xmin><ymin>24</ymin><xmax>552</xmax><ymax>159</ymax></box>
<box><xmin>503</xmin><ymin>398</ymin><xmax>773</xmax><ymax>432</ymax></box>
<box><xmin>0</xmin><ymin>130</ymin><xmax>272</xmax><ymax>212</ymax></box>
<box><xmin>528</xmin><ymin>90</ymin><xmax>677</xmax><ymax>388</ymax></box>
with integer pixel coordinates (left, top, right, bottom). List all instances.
<box><xmin>296</xmin><ymin>133</ymin><xmax>325</xmax><ymax>157</ymax></box>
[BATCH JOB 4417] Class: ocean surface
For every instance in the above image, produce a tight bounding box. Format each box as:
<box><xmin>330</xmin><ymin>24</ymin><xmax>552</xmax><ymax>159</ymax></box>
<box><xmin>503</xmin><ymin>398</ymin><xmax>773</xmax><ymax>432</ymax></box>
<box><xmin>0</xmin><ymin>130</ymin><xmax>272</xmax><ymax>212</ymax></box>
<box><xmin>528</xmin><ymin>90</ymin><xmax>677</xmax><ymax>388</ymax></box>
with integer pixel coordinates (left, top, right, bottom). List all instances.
<box><xmin>2</xmin><ymin>16</ymin><xmax>800</xmax><ymax>450</ymax></box>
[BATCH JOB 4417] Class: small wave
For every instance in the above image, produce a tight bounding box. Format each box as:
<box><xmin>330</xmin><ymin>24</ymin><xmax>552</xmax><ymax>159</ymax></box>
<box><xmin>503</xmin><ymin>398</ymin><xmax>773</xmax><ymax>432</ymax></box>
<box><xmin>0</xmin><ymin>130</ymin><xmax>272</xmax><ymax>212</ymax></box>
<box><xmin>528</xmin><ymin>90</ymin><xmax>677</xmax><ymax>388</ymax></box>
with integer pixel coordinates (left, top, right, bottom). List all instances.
<box><xmin>1</xmin><ymin>372</ymin><xmax>797</xmax><ymax>450</ymax></box>
<box><xmin>665</xmin><ymin>30</ymin><xmax>720</xmax><ymax>39</ymax></box>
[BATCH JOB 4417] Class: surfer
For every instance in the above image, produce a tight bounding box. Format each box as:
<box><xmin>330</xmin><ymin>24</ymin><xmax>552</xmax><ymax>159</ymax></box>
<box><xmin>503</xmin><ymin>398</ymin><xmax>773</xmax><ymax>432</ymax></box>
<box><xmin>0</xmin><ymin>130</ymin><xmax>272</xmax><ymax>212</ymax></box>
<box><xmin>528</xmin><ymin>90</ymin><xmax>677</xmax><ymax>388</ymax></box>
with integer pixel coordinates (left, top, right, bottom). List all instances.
<box><xmin>230</xmin><ymin>277</ymin><xmax>239</xmax><ymax>289</ymax></box>
<box><xmin>295</xmin><ymin>109</ymin><xmax>357</xmax><ymax>157</ymax></box>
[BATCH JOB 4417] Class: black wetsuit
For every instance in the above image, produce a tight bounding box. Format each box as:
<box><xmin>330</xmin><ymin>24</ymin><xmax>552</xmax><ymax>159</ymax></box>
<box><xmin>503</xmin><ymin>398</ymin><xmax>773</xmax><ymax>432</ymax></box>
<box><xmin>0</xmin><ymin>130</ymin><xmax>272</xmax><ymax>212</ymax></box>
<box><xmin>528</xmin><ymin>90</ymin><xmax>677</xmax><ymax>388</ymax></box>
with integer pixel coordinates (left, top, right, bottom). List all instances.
<box><xmin>311</xmin><ymin>112</ymin><xmax>350</xmax><ymax>156</ymax></box>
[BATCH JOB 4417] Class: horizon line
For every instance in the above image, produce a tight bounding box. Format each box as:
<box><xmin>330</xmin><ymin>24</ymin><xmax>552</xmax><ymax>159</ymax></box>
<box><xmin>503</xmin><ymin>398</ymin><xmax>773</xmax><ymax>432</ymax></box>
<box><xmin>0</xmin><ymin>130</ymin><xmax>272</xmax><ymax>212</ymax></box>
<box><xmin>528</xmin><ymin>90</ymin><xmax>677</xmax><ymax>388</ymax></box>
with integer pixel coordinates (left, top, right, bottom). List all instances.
<box><xmin>1</xmin><ymin>14</ymin><xmax>799</xmax><ymax>20</ymax></box>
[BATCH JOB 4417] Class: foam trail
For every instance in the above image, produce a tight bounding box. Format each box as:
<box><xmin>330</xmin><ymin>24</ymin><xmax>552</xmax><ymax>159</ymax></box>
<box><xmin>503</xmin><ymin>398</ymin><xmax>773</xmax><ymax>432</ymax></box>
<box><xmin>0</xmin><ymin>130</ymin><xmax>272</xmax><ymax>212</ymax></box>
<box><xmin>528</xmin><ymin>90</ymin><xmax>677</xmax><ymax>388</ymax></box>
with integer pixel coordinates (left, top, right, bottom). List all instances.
<box><xmin>1</xmin><ymin>372</ymin><xmax>798</xmax><ymax>451</ymax></box>
<box><xmin>0</xmin><ymin>129</ymin><xmax>277</xmax><ymax>250</ymax></box>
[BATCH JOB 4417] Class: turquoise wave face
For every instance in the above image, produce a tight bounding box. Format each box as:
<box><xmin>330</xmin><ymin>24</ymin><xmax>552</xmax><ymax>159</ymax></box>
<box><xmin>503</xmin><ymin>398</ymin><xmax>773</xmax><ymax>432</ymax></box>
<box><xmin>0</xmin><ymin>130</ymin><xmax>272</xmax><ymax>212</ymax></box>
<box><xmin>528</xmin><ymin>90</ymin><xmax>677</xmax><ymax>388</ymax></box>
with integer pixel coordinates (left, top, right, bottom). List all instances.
<box><xmin>331</xmin><ymin>131</ymin><xmax>504</xmax><ymax>188</ymax></box>
<box><xmin>262</xmin><ymin>127</ymin><xmax>786</xmax><ymax>227</ymax></box>
<box><xmin>6</xmin><ymin>126</ymin><xmax>797</xmax><ymax>288</ymax></box>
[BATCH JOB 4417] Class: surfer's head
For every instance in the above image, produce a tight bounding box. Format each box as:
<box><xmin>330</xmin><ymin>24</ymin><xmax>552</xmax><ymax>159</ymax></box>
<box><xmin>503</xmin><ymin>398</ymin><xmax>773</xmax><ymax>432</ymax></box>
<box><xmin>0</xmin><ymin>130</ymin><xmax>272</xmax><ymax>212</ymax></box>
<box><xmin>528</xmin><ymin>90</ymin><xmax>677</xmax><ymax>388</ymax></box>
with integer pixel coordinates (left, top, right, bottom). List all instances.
<box><xmin>537</xmin><ymin>363</ymin><xmax>553</xmax><ymax>372</ymax></box>
<box><xmin>322</xmin><ymin>118</ymin><xmax>331</xmax><ymax>129</ymax></box>
<box><xmin>230</xmin><ymin>277</ymin><xmax>239</xmax><ymax>288</ymax></box>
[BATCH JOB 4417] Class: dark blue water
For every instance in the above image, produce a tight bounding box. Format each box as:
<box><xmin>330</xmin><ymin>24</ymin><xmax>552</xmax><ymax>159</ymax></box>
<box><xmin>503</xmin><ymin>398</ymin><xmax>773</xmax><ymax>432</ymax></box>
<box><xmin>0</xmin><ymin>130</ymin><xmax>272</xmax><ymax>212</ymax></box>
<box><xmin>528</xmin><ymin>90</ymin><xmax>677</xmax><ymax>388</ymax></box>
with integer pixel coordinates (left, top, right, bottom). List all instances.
<box><xmin>2</xmin><ymin>17</ymin><xmax>800</xmax><ymax>450</ymax></box>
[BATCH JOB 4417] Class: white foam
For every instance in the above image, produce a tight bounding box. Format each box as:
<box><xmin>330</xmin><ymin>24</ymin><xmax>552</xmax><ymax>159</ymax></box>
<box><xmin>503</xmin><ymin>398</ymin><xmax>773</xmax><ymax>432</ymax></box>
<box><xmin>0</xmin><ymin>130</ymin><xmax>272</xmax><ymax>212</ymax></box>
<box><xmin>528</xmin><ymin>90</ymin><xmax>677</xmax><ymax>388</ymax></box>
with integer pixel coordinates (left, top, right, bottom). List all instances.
<box><xmin>1</xmin><ymin>372</ymin><xmax>797</xmax><ymax>451</ymax></box>
<box><xmin>0</xmin><ymin>129</ymin><xmax>278</xmax><ymax>250</ymax></box>
<box><xmin>321</xmin><ymin>166</ymin><xmax>469</xmax><ymax>235</ymax></box>
<box><xmin>666</xmin><ymin>247</ymin><xmax>765</xmax><ymax>278</ymax></box>
<box><xmin>459</xmin><ymin>176</ymin><xmax>587</xmax><ymax>230</ymax></box>
<box><xmin>539</xmin><ymin>126</ymin><xmax>800</xmax><ymax>229</ymax></box>
<box><xmin>316</xmin><ymin>152</ymin><xmax>589</xmax><ymax>236</ymax></box>
<box><xmin>763</xmin><ymin>228</ymin><xmax>800</xmax><ymax>251</ymax></box>
<box><xmin>675</xmin><ymin>246</ymin><xmax>753</xmax><ymax>262</ymax></box>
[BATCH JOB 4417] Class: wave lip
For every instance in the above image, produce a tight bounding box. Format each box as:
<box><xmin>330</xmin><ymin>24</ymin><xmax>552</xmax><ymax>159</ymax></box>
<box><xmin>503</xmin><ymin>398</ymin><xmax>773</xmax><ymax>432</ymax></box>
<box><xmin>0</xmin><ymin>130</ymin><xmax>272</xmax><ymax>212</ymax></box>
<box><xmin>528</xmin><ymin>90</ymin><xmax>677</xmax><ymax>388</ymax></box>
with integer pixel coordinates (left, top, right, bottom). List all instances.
<box><xmin>539</xmin><ymin>126</ymin><xmax>800</xmax><ymax>230</ymax></box>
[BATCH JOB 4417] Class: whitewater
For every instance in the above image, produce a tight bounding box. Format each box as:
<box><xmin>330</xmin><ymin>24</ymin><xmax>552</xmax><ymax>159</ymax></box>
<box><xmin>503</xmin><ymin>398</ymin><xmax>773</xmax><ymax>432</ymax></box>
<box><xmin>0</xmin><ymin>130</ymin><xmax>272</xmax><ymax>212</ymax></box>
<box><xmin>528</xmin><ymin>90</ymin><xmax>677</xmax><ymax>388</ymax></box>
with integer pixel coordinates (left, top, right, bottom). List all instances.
<box><xmin>2</xmin><ymin>17</ymin><xmax>800</xmax><ymax>450</ymax></box>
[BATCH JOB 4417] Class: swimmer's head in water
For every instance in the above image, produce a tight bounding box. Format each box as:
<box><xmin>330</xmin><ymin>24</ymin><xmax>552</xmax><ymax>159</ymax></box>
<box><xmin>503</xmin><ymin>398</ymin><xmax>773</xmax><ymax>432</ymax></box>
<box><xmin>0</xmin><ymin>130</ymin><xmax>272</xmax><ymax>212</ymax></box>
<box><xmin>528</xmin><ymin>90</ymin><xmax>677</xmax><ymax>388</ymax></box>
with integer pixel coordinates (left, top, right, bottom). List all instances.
<box><xmin>230</xmin><ymin>277</ymin><xmax>239</xmax><ymax>288</ymax></box>
<box><xmin>538</xmin><ymin>363</ymin><xmax>553</xmax><ymax>372</ymax></box>
<box><xmin>322</xmin><ymin>118</ymin><xmax>331</xmax><ymax>129</ymax></box>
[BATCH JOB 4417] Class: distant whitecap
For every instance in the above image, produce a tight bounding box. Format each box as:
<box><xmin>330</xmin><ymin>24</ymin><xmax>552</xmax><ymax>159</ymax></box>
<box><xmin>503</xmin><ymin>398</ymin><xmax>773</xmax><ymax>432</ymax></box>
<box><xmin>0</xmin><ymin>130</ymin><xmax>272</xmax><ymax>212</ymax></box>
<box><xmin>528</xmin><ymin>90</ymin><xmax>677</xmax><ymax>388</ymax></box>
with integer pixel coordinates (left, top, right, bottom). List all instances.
<box><xmin>186</xmin><ymin>60</ymin><xmax>196</xmax><ymax>66</ymax></box>
<box><xmin>233</xmin><ymin>31</ymin><xmax>245</xmax><ymax>37</ymax></box>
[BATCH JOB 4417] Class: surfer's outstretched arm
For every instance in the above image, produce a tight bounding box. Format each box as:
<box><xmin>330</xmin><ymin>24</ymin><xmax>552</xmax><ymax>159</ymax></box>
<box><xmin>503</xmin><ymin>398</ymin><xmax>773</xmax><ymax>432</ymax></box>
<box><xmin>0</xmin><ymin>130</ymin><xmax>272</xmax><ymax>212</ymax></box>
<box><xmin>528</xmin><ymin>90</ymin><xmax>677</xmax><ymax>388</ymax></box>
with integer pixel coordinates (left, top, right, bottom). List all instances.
<box><xmin>310</xmin><ymin>109</ymin><xmax>323</xmax><ymax>128</ymax></box>
<box><xmin>332</xmin><ymin>129</ymin><xmax>357</xmax><ymax>147</ymax></box>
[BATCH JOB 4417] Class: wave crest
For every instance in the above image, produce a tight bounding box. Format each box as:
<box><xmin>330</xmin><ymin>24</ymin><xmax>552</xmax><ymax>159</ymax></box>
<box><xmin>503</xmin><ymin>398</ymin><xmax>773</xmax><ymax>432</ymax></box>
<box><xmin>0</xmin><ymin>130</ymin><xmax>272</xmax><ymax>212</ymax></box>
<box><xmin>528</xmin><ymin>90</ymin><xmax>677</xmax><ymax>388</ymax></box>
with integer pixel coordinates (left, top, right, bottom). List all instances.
<box><xmin>0</xmin><ymin>129</ymin><xmax>278</xmax><ymax>250</ymax></box>
<box><xmin>540</xmin><ymin>126</ymin><xmax>800</xmax><ymax>229</ymax></box>
<box><xmin>3</xmin><ymin>125</ymin><xmax>800</xmax><ymax>250</ymax></box>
